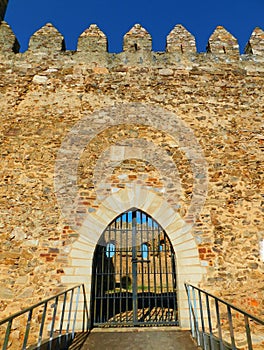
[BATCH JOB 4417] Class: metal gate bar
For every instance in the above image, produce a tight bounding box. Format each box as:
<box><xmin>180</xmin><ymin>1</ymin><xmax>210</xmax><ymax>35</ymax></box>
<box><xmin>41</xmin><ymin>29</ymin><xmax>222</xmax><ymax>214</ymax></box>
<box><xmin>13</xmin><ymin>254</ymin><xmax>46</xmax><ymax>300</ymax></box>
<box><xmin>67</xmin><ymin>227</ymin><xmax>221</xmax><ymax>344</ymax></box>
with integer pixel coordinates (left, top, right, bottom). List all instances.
<box><xmin>91</xmin><ymin>209</ymin><xmax>178</xmax><ymax>327</ymax></box>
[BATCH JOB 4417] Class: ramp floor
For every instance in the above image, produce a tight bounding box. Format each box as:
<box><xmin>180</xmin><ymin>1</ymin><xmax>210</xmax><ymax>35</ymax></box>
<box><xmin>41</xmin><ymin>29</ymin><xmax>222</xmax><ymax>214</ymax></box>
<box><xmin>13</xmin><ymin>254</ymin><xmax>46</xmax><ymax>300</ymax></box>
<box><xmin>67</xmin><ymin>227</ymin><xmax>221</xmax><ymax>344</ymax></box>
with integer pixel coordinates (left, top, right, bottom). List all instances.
<box><xmin>80</xmin><ymin>327</ymin><xmax>198</xmax><ymax>350</ymax></box>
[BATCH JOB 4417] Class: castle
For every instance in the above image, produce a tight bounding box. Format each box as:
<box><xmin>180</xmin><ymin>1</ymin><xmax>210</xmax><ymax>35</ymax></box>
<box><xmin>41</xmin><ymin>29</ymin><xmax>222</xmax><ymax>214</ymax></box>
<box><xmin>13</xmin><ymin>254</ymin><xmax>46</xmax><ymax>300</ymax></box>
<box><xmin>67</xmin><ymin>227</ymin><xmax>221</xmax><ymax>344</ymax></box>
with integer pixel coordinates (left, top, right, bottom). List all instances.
<box><xmin>0</xmin><ymin>0</ymin><xmax>263</xmax><ymax>336</ymax></box>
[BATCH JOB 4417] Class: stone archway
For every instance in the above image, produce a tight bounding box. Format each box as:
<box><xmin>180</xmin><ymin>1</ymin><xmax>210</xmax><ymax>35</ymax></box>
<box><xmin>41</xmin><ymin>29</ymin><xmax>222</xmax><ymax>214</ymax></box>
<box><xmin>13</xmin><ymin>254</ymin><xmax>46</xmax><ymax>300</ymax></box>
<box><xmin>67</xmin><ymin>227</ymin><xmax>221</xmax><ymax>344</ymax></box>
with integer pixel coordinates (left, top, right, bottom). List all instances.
<box><xmin>56</xmin><ymin>103</ymin><xmax>208</xmax><ymax>328</ymax></box>
<box><xmin>62</xmin><ymin>187</ymin><xmax>206</xmax><ymax>328</ymax></box>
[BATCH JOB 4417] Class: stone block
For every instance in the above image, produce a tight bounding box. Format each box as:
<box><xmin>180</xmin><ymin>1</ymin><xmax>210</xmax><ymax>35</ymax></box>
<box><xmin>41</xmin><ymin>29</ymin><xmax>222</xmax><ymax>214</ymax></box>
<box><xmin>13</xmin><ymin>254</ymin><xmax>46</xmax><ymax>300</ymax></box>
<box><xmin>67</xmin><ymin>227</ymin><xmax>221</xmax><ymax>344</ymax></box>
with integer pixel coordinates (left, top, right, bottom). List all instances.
<box><xmin>0</xmin><ymin>286</ymin><xmax>14</xmax><ymax>299</ymax></box>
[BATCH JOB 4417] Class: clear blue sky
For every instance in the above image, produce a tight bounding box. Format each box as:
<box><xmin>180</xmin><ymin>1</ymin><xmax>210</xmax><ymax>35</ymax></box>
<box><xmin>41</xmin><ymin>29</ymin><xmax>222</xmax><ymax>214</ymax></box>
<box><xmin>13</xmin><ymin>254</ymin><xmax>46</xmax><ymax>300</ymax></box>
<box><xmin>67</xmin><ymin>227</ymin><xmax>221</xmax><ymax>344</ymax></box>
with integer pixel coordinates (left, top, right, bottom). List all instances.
<box><xmin>4</xmin><ymin>0</ymin><xmax>264</xmax><ymax>53</ymax></box>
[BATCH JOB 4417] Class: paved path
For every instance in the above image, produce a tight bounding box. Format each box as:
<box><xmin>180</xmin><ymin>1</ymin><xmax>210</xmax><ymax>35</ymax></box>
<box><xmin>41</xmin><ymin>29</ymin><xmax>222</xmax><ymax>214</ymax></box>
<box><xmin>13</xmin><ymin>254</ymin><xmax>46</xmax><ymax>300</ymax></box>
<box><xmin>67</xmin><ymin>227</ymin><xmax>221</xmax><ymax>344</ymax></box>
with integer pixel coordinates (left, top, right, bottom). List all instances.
<box><xmin>80</xmin><ymin>327</ymin><xmax>198</xmax><ymax>350</ymax></box>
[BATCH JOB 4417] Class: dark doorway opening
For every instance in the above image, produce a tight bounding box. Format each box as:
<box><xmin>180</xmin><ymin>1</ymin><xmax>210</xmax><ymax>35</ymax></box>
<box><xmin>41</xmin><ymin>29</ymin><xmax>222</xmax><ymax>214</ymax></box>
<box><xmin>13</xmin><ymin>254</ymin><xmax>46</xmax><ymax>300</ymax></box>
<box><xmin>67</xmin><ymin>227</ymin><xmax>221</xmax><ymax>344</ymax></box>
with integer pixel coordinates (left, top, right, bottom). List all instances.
<box><xmin>90</xmin><ymin>209</ymin><xmax>178</xmax><ymax>327</ymax></box>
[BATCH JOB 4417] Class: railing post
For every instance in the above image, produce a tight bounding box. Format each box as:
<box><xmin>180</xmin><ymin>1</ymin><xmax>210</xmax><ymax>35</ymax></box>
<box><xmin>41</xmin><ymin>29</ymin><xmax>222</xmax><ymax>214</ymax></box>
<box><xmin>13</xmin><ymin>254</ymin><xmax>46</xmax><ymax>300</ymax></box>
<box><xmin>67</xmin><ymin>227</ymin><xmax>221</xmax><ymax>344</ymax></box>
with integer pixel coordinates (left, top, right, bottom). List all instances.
<box><xmin>71</xmin><ymin>285</ymin><xmax>81</xmax><ymax>339</ymax></box>
<box><xmin>205</xmin><ymin>294</ymin><xmax>214</xmax><ymax>350</ymax></box>
<box><xmin>192</xmin><ymin>286</ymin><xmax>200</xmax><ymax>345</ymax></box>
<box><xmin>66</xmin><ymin>289</ymin><xmax>74</xmax><ymax>337</ymax></box>
<box><xmin>198</xmin><ymin>290</ymin><xmax>206</xmax><ymax>349</ymax></box>
<box><xmin>59</xmin><ymin>291</ymin><xmax>68</xmax><ymax>337</ymax></box>
<box><xmin>226</xmin><ymin>305</ymin><xmax>236</xmax><ymax>350</ymax></box>
<box><xmin>215</xmin><ymin>299</ymin><xmax>224</xmax><ymax>350</ymax></box>
<box><xmin>186</xmin><ymin>283</ymin><xmax>195</xmax><ymax>339</ymax></box>
<box><xmin>22</xmin><ymin>309</ymin><xmax>33</xmax><ymax>350</ymax></box>
<box><xmin>3</xmin><ymin>319</ymin><xmax>12</xmax><ymax>350</ymax></box>
<box><xmin>49</xmin><ymin>296</ymin><xmax>59</xmax><ymax>341</ymax></box>
<box><xmin>244</xmin><ymin>315</ymin><xmax>253</xmax><ymax>350</ymax></box>
<box><xmin>37</xmin><ymin>302</ymin><xmax>48</xmax><ymax>349</ymax></box>
<box><xmin>82</xmin><ymin>283</ymin><xmax>89</xmax><ymax>332</ymax></box>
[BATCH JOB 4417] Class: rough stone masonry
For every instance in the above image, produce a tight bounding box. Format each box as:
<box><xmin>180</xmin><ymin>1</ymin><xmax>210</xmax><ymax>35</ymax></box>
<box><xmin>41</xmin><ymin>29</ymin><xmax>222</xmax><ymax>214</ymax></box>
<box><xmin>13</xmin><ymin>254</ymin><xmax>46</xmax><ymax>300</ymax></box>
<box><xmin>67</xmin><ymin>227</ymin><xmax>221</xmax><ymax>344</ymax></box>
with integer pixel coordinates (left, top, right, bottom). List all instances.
<box><xmin>0</xmin><ymin>10</ymin><xmax>263</xmax><ymax>341</ymax></box>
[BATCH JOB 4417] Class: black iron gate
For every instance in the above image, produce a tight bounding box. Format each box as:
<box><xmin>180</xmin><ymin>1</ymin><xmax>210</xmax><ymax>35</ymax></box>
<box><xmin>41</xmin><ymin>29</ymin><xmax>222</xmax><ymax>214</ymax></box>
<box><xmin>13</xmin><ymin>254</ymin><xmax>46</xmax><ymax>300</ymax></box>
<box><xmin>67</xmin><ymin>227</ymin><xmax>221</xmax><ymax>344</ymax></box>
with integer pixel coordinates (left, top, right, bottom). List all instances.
<box><xmin>91</xmin><ymin>209</ymin><xmax>178</xmax><ymax>327</ymax></box>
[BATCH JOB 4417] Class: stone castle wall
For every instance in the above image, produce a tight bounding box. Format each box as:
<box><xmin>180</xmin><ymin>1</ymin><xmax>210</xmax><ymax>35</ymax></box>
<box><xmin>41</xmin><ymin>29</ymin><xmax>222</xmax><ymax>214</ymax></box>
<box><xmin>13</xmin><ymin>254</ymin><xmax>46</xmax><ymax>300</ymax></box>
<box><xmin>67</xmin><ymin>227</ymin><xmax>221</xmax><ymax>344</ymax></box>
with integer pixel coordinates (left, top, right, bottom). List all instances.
<box><xmin>0</xmin><ymin>19</ymin><xmax>263</xmax><ymax>331</ymax></box>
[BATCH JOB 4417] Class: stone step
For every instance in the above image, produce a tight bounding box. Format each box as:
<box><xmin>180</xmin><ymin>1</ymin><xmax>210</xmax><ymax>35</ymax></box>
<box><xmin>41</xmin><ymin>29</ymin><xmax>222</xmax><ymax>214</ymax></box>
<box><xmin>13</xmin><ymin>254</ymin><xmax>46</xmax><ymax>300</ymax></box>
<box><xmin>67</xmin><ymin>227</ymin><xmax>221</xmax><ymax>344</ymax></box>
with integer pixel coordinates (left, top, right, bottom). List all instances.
<box><xmin>79</xmin><ymin>327</ymin><xmax>198</xmax><ymax>350</ymax></box>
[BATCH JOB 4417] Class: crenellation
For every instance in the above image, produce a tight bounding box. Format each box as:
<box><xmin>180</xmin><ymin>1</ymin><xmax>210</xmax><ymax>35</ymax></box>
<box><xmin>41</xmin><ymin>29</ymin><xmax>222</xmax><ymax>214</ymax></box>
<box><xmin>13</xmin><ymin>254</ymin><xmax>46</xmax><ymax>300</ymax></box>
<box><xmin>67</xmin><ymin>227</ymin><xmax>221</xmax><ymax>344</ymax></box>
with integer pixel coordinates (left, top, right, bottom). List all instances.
<box><xmin>77</xmin><ymin>24</ymin><xmax>108</xmax><ymax>52</ymax></box>
<box><xmin>245</xmin><ymin>27</ymin><xmax>264</xmax><ymax>55</ymax></box>
<box><xmin>0</xmin><ymin>20</ymin><xmax>19</xmax><ymax>53</ymax></box>
<box><xmin>0</xmin><ymin>21</ymin><xmax>262</xmax><ymax>65</ymax></box>
<box><xmin>28</xmin><ymin>23</ymin><xmax>65</xmax><ymax>52</ymax></box>
<box><xmin>166</xmin><ymin>24</ymin><xmax>196</xmax><ymax>54</ymax></box>
<box><xmin>123</xmin><ymin>23</ymin><xmax>152</xmax><ymax>52</ymax></box>
<box><xmin>206</xmin><ymin>25</ymin><xmax>240</xmax><ymax>59</ymax></box>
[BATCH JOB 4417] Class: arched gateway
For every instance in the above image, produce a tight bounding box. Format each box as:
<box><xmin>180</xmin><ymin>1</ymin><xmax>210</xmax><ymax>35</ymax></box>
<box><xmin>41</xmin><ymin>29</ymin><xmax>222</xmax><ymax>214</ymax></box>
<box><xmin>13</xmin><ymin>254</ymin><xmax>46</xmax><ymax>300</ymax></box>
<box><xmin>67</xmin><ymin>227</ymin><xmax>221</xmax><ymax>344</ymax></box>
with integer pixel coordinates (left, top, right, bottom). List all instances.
<box><xmin>90</xmin><ymin>209</ymin><xmax>178</xmax><ymax>327</ymax></box>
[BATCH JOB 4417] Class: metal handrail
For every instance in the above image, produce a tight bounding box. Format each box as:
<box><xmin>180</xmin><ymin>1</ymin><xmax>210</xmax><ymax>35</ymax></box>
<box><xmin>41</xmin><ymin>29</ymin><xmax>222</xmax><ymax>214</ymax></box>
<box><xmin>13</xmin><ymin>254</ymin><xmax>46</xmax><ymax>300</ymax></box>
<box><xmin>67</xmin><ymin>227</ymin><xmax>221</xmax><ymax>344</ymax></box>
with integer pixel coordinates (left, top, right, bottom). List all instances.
<box><xmin>0</xmin><ymin>284</ymin><xmax>89</xmax><ymax>350</ymax></box>
<box><xmin>185</xmin><ymin>283</ymin><xmax>264</xmax><ymax>350</ymax></box>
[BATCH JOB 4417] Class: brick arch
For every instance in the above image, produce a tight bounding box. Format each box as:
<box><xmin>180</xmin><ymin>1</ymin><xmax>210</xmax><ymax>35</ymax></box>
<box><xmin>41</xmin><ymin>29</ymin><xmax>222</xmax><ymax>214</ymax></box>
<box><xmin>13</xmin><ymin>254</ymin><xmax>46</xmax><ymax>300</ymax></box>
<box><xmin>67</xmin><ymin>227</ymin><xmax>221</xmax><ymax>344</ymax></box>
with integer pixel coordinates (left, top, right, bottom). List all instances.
<box><xmin>62</xmin><ymin>186</ymin><xmax>206</xmax><ymax>328</ymax></box>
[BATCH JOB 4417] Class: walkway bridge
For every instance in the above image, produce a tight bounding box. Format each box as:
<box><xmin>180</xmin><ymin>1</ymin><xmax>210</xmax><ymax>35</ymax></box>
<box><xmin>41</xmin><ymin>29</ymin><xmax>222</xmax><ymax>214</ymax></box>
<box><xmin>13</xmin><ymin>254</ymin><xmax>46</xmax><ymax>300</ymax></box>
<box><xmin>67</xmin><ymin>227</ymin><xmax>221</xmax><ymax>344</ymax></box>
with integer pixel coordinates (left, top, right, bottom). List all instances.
<box><xmin>0</xmin><ymin>284</ymin><xmax>263</xmax><ymax>350</ymax></box>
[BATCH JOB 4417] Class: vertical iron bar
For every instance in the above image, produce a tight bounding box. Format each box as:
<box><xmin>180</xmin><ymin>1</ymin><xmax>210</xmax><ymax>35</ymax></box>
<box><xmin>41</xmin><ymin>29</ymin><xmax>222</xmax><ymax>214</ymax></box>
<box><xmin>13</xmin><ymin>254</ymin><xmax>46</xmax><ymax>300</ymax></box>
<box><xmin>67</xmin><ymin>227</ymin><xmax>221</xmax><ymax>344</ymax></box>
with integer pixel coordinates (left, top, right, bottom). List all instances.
<box><xmin>226</xmin><ymin>305</ymin><xmax>236</xmax><ymax>350</ymax></box>
<box><xmin>71</xmin><ymin>286</ymin><xmax>80</xmax><ymax>339</ymax></box>
<box><xmin>93</xmin><ymin>255</ymin><xmax>98</xmax><ymax>325</ymax></box>
<box><xmin>82</xmin><ymin>284</ymin><xmax>89</xmax><ymax>331</ymax></box>
<box><xmin>22</xmin><ymin>309</ymin><xmax>33</xmax><ymax>350</ymax></box>
<box><xmin>186</xmin><ymin>285</ymin><xmax>195</xmax><ymax>338</ymax></box>
<box><xmin>206</xmin><ymin>294</ymin><xmax>214</xmax><ymax>350</ymax></box>
<box><xmin>132</xmin><ymin>210</ymin><xmax>138</xmax><ymax>324</ymax></box>
<box><xmin>106</xmin><ymin>225</ymin><xmax>111</xmax><ymax>322</ymax></box>
<box><xmin>157</xmin><ymin>226</ymin><xmax>164</xmax><ymax>321</ymax></box>
<box><xmin>164</xmin><ymin>234</ymin><xmax>170</xmax><ymax>322</ymax></box>
<box><xmin>244</xmin><ymin>315</ymin><xmax>253</xmax><ymax>350</ymax></box>
<box><xmin>66</xmin><ymin>290</ymin><xmax>74</xmax><ymax>334</ymax></box>
<box><xmin>215</xmin><ymin>299</ymin><xmax>224</xmax><ymax>350</ymax></box>
<box><xmin>151</xmin><ymin>216</ymin><xmax>158</xmax><ymax>322</ymax></box>
<box><xmin>3</xmin><ymin>319</ymin><xmax>12</xmax><ymax>350</ymax></box>
<box><xmin>37</xmin><ymin>302</ymin><xmax>48</xmax><ymax>348</ymax></box>
<box><xmin>171</xmin><ymin>253</ymin><xmax>177</xmax><ymax>322</ymax></box>
<box><xmin>100</xmin><ymin>240</ymin><xmax>105</xmax><ymax>323</ymax></box>
<box><xmin>198</xmin><ymin>290</ymin><xmax>206</xmax><ymax>349</ymax></box>
<box><xmin>119</xmin><ymin>214</ymin><xmax>122</xmax><ymax>323</ymax></box>
<box><xmin>59</xmin><ymin>292</ymin><xmax>67</xmax><ymax>336</ymax></box>
<box><xmin>192</xmin><ymin>287</ymin><xmax>200</xmax><ymax>345</ymax></box>
<box><xmin>125</xmin><ymin>213</ymin><xmax>129</xmax><ymax>323</ymax></box>
<box><xmin>49</xmin><ymin>296</ymin><xmax>58</xmax><ymax>341</ymax></box>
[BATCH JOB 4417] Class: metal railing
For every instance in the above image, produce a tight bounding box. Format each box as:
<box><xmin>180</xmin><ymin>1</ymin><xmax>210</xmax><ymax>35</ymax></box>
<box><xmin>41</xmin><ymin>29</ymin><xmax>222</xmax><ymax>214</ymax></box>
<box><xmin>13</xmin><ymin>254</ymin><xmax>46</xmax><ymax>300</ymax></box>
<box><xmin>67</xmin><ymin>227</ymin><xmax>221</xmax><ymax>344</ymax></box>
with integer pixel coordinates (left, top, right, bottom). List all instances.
<box><xmin>0</xmin><ymin>284</ymin><xmax>89</xmax><ymax>350</ymax></box>
<box><xmin>185</xmin><ymin>283</ymin><xmax>264</xmax><ymax>350</ymax></box>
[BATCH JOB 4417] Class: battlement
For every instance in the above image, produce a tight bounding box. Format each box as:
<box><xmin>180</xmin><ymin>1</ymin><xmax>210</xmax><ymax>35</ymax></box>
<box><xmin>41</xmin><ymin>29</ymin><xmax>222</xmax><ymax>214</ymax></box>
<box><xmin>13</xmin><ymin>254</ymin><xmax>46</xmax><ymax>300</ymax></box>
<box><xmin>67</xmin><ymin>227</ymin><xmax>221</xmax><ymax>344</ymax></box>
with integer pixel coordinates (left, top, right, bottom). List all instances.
<box><xmin>0</xmin><ymin>21</ymin><xmax>263</xmax><ymax>64</ymax></box>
